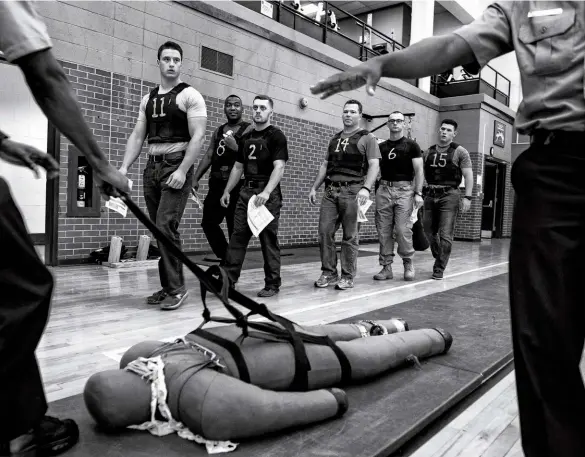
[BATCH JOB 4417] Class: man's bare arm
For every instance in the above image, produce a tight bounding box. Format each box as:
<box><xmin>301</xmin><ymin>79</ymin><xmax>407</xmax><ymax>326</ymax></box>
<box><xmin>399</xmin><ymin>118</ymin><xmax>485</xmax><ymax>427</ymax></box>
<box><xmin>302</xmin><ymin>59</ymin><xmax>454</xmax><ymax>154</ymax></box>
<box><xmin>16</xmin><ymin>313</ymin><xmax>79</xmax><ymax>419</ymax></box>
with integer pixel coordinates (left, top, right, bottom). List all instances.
<box><xmin>120</xmin><ymin>120</ymin><xmax>147</xmax><ymax>173</ymax></box>
<box><xmin>311</xmin><ymin>34</ymin><xmax>476</xmax><ymax>99</ymax></box>
<box><xmin>179</xmin><ymin>116</ymin><xmax>207</xmax><ymax>174</ymax></box>
<box><xmin>263</xmin><ymin>160</ymin><xmax>286</xmax><ymax>194</ymax></box>
<box><xmin>14</xmin><ymin>49</ymin><xmax>129</xmax><ymax>192</ymax></box>
<box><xmin>193</xmin><ymin>140</ymin><xmax>214</xmax><ymax>183</ymax></box>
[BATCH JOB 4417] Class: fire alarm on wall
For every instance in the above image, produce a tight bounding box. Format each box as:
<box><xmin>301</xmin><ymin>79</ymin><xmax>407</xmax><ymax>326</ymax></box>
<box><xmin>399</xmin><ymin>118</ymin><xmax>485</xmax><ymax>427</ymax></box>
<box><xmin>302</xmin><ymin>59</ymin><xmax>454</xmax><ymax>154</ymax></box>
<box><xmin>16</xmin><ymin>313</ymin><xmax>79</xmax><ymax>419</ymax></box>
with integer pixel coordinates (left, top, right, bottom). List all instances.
<box><xmin>489</xmin><ymin>147</ymin><xmax>495</xmax><ymax>156</ymax></box>
<box><xmin>299</xmin><ymin>97</ymin><xmax>308</xmax><ymax>108</ymax></box>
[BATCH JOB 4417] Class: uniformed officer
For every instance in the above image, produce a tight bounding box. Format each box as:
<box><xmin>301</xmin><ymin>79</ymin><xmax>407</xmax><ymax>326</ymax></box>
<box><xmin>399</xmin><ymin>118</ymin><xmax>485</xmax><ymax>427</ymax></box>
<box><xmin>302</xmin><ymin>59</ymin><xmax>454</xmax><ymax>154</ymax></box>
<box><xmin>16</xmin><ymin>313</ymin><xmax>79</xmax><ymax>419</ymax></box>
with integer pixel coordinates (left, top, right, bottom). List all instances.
<box><xmin>310</xmin><ymin>3</ymin><xmax>585</xmax><ymax>455</ymax></box>
<box><xmin>308</xmin><ymin>99</ymin><xmax>380</xmax><ymax>290</ymax></box>
<box><xmin>422</xmin><ymin>119</ymin><xmax>473</xmax><ymax>279</ymax></box>
<box><xmin>374</xmin><ymin>111</ymin><xmax>424</xmax><ymax>282</ymax></box>
<box><xmin>220</xmin><ymin>95</ymin><xmax>288</xmax><ymax>297</ymax></box>
<box><xmin>0</xmin><ymin>1</ymin><xmax>130</xmax><ymax>454</ymax></box>
<box><xmin>120</xmin><ymin>41</ymin><xmax>207</xmax><ymax>311</ymax></box>
<box><xmin>192</xmin><ymin>95</ymin><xmax>251</xmax><ymax>261</ymax></box>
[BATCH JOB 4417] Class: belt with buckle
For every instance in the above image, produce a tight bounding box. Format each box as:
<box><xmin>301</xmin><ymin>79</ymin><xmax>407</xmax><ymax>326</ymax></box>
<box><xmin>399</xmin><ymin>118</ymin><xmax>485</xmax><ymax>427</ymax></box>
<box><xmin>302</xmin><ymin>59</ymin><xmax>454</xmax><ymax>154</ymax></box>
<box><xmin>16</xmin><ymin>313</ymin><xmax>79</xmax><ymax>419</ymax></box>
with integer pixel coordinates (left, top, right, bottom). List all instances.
<box><xmin>244</xmin><ymin>180</ymin><xmax>268</xmax><ymax>188</ymax></box>
<box><xmin>326</xmin><ymin>180</ymin><xmax>362</xmax><ymax>187</ymax></box>
<box><xmin>148</xmin><ymin>151</ymin><xmax>186</xmax><ymax>163</ymax></box>
<box><xmin>380</xmin><ymin>180</ymin><xmax>412</xmax><ymax>187</ymax></box>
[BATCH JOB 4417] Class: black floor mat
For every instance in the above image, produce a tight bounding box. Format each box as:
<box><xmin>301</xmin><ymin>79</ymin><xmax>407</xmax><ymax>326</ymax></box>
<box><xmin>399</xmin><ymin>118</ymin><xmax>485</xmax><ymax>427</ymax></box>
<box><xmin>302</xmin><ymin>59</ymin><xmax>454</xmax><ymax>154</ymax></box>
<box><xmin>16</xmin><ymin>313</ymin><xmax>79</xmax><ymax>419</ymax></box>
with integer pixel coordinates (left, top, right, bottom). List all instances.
<box><xmin>48</xmin><ymin>273</ymin><xmax>511</xmax><ymax>457</ymax></box>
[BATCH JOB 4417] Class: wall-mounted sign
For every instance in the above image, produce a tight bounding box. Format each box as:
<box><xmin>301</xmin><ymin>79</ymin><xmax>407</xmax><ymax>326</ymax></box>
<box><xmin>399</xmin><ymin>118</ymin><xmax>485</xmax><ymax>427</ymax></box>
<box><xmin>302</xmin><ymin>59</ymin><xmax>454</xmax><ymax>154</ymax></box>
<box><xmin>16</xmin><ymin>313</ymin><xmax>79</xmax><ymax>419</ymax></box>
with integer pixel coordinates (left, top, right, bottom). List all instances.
<box><xmin>261</xmin><ymin>0</ymin><xmax>273</xmax><ymax>18</ymax></box>
<box><xmin>493</xmin><ymin>120</ymin><xmax>505</xmax><ymax>147</ymax></box>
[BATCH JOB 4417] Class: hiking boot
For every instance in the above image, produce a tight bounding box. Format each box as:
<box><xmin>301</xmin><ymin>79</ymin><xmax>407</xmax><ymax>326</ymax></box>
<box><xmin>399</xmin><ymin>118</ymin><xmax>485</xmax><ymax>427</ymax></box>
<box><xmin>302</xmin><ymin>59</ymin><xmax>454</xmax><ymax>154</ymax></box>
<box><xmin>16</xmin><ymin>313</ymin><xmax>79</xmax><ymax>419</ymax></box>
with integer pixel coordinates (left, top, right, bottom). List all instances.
<box><xmin>431</xmin><ymin>269</ymin><xmax>444</xmax><ymax>280</ymax></box>
<box><xmin>373</xmin><ymin>265</ymin><xmax>393</xmax><ymax>280</ymax></box>
<box><xmin>146</xmin><ymin>289</ymin><xmax>167</xmax><ymax>305</ymax></box>
<box><xmin>7</xmin><ymin>416</ymin><xmax>79</xmax><ymax>457</ymax></box>
<box><xmin>335</xmin><ymin>277</ymin><xmax>354</xmax><ymax>290</ymax></box>
<box><xmin>257</xmin><ymin>287</ymin><xmax>279</xmax><ymax>298</ymax></box>
<box><xmin>403</xmin><ymin>258</ymin><xmax>415</xmax><ymax>281</ymax></box>
<box><xmin>314</xmin><ymin>274</ymin><xmax>339</xmax><ymax>288</ymax></box>
<box><xmin>160</xmin><ymin>291</ymin><xmax>189</xmax><ymax>310</ymax></box>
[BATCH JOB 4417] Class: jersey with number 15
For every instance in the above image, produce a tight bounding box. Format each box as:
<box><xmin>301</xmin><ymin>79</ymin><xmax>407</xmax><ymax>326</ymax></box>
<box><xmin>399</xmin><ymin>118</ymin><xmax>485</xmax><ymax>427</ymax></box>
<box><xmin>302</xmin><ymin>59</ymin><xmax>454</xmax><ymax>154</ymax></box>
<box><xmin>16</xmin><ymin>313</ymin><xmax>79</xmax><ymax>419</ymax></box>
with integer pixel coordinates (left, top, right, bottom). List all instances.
<box><xmin>236</xmin><ymin>126</ymin><xmax>289</xmax><ymax>181</ymax></box>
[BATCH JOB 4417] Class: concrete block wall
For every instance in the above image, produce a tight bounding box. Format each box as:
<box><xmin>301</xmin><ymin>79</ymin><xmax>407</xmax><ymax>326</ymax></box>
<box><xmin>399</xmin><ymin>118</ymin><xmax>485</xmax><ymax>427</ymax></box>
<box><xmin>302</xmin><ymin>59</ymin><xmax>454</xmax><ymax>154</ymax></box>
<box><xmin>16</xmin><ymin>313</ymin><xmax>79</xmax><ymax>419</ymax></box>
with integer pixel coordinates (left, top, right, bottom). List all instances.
<box><xmin>31</xmin><ymin>0</ymin><xmax>444</xmax><ymax>262</ymax></box>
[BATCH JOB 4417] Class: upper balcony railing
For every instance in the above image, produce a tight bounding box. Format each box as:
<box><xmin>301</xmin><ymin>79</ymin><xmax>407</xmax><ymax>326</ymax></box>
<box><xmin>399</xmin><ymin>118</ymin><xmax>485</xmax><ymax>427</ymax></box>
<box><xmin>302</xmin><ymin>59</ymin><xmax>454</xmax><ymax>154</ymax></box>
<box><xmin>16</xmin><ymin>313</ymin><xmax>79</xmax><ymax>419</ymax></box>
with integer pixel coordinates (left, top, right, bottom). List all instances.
<box><xmin>430</xmin><ymin>65</ymin><xmax>511</xmax><ymax>106</ymax></box>
<box><xmin>236</xmin><ymin>1</ymin><xmax>417</xmax><ymax>86</ymax></box>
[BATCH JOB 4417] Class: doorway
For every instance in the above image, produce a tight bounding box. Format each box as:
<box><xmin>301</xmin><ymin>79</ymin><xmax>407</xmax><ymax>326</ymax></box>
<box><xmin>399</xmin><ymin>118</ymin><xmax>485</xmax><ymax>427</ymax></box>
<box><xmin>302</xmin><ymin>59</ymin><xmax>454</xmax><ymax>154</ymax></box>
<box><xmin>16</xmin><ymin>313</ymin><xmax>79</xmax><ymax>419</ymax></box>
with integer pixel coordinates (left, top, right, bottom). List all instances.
<box><xmin>481</xmin><ymin>158</ymin><xmax>506</xmax><ymax>238</ymax></box>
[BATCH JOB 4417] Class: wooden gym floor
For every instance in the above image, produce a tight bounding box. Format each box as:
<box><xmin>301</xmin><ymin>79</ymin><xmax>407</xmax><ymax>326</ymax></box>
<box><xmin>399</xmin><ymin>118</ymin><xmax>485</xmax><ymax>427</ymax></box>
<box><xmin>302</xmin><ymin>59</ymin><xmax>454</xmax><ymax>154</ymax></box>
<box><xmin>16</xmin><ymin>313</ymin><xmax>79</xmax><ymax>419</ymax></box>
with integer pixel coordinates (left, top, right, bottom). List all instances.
<box><xmin>37</xmin><ymin>238</ymin><xmax>552</xmax><ymax>456</ymax></box>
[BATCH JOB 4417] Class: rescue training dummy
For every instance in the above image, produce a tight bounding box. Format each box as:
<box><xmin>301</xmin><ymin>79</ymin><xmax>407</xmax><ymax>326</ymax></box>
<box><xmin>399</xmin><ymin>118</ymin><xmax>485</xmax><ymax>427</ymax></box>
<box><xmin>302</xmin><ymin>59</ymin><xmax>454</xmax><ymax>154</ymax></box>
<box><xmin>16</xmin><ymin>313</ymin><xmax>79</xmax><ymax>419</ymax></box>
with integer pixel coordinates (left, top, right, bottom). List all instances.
<box><xmin>84</xmin><ymin>317</ymin><xmax>452</xmax><ymax>448</ymax></box>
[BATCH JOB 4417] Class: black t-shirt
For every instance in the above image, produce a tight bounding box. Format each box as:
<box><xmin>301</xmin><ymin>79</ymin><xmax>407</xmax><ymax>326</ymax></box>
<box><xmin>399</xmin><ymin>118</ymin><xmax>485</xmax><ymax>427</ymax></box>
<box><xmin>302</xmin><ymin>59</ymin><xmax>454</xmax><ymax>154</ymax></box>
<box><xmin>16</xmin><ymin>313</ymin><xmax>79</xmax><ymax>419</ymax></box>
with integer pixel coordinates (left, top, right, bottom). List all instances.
<box><xmin>379</xmin><ymin>137</ymin><xmax>422</xmax><ymax>182</ymax></box>
<box><xmin>210</xmin><ymin>120</ymin><xmax>250</xmax><ymax>177</ymax></box>
<box><xmin>237</xmin><ymin>125</ymin><xmax>288</xmax><ymax>180</ymax></box>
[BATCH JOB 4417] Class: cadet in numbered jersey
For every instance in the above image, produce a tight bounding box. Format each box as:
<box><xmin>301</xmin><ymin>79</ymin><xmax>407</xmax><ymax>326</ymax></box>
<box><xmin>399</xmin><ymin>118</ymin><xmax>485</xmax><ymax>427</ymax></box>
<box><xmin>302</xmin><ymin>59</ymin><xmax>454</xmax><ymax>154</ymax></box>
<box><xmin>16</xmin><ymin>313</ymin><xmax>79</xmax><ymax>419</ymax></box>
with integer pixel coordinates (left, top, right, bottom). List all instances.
<box><xmin>192</xmin><ymin>95</ymin><xmax>251</xmax><ymax>261</ymax></box>
<box><xmin>374</xmin><ymin>111</ymin><xmax>424</xmax><ymax>282</ymax></box>
<box><xmin>308</xmin><ymin>100</ymin><xmax>380</xmax><ymax>290</ymax></box>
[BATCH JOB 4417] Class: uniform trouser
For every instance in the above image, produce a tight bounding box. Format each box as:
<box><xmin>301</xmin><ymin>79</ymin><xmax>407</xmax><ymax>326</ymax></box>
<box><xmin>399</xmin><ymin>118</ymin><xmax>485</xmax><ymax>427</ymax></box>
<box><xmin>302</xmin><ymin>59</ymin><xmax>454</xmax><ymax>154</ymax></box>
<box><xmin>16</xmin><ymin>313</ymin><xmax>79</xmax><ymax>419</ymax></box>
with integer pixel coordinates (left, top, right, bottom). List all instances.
<box><xmin>201</xmin><ymin>177</ymin><xmax>242</xmax><ymax>260</ymax></box>
<box><xmin>509</xmin><ymin>135</ymin><xmax>585</xmax><ymax>457</ymax></box>
<box><xmin>0</xmin><ymin>178</ymin><xmax>51</xmax><ymax>441</ymax></box>
<box><xmin>375</xmin><ymin>182</ymin><xmax>415</xmax><ymax>265</ymax></box>
<box><xmin>422</xmin><ymin>188</ymin><xmax>460</xmax><ymax>272</ymax></box>
<box><xmin>223</xmin><ymin>184</ymin><xmax>282</xmax><ymax>289</ymax></box>
<box><xmin>319</xmin><ymin>183</ymin><xmax>361</xmax><ymax>280</ymax></box>
<box><xmin>143</xmin><ymin>157</ymin><xmax>193</xmax><ymax>295</ymax></box>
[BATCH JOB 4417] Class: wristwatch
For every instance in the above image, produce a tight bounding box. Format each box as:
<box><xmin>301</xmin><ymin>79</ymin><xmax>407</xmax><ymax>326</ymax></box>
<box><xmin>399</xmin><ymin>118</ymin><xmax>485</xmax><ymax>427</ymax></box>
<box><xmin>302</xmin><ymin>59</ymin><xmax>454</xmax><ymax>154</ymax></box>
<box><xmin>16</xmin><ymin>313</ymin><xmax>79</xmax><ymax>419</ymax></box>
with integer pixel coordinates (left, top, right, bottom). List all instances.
<box><xmin>361</xmin><ymin>186</ymin><xmax>371</xmax><ymax>193</ymax></box>
<box><xmin>0</xmin><ymin>130</ymin><xmax>8</xmax><ymax>148</ymax></box>
<box><xmin>464</xmin><ymin>195</ymin><xmax>472</xmax><ymax>201</ymax></box>
<box><xmin>414</xmin><ymin>191</ymin><xmax>423</xmax><ymax>197</ymax></box>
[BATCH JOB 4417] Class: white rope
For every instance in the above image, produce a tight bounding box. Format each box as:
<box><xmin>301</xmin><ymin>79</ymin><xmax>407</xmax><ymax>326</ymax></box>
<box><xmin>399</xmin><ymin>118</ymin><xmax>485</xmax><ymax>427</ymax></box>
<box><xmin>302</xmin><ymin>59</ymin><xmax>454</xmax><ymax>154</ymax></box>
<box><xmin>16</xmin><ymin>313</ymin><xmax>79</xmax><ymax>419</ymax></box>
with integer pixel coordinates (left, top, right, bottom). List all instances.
<box><xmin>125</xmin><ymin>356</ymin><xmax>238</xmax><ymax>454</ymax></box>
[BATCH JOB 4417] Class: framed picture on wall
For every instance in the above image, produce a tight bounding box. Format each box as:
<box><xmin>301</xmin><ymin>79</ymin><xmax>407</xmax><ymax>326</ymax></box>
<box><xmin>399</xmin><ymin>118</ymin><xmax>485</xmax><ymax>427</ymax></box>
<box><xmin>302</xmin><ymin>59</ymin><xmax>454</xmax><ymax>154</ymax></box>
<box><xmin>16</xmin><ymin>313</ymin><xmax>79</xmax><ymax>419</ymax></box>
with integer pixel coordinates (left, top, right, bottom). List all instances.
<box><xmin>493</xmin><ymin>120</ymin><xmax>505</xmax><ymax>147</ymax></box>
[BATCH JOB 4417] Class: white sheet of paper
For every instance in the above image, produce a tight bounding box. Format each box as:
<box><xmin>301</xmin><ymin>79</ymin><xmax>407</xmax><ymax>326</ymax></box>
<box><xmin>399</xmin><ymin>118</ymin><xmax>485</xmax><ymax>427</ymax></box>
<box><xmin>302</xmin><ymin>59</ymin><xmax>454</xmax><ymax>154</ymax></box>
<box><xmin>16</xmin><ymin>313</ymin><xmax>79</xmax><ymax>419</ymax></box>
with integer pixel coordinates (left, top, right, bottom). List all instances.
<box><xmin>247</xmin><ymin>195</ymin><xmax>274</xmax><ymax>237</ymax></box>
<box><xmin>106</xmin><ymin>197</ymin><xmax>128</xmax><ymax>217</ymax></box>
<box><xmin>410</xmin><ymin>206</ymin><xmax>419</xmax><ymax>224</ymax></box>
<box><xmin>190</xmin><ymin>190</ymin><xmax>203</xmax><ymax>209</ymax></box>
<box><xmin>357</xmin><ymin>199</ymin><xmax>373</xmax><ymax>223</ymax></box>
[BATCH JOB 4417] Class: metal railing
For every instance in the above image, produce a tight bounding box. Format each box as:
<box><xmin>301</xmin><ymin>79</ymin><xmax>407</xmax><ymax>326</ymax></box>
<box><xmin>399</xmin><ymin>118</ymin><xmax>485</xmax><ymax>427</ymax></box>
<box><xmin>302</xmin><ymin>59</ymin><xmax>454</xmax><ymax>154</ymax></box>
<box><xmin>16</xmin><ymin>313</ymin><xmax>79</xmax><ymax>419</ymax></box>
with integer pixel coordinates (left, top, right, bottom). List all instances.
<box><xmin>236</xmin><ymin>1</ymin><xmax>416</xmax><ymax>86</ymax></box>
<box><xmin>430</xmin><ymin>65</ymin><xmax>511</xmax><ymax>106</ymax></box>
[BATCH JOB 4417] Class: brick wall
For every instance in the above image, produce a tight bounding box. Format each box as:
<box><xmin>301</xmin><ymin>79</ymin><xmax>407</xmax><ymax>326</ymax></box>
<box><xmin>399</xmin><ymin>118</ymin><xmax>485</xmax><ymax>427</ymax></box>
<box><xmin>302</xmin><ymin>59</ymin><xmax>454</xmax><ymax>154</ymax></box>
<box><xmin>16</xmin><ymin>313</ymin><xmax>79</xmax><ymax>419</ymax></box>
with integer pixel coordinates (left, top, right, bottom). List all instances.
<box><xmin>56</xmin><ymin>61</ymin><xmax>379</xmax><ymax>261</ymax></box>
<box><xmin>454</xmin><ymin>150</ymin><xmax>483</xmax><ymax>241</ymax></box>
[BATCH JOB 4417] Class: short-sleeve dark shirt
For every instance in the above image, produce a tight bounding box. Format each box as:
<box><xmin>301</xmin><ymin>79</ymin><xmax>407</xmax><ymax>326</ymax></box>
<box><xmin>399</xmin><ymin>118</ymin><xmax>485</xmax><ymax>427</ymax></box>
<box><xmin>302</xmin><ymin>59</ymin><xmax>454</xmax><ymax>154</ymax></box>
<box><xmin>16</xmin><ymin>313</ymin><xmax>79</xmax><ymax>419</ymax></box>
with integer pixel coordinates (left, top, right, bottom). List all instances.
<box><xmin>237</xmin><ymin>126</ymin><xmax>288</xmax><ymax>180</ymax></box>
<box><xmin>379</xmin><ymin>137</ymin><xmax>422</xmax><ymax>182</ymax></box>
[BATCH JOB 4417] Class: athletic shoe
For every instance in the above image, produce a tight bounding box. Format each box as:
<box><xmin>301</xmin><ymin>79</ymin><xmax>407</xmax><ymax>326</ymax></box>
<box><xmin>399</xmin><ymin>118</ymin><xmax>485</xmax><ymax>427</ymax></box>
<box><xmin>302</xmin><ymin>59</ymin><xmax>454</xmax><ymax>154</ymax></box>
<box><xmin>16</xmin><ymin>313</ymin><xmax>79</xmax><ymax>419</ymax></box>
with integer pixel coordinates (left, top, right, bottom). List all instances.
<box><xmin>431</xmin><ymin>270</ymin><xmax>444</xmax><ymax>280</ymax></box>
<box><xmin>314</xmin><ymin>274</ymin><xmax>340</xmax><ymax>288</ymax></box>
<box><xmin>403</xmin><ymin>258</ymin><xmax>415</xmax><ymax>281</ymax></box>
<box><xmin>160</xmin><ymin>291</ymin><xmax>189</xmax><ymax>310</ymax></box>
<box><xmin>257</xmin><ymin>288</ymin><xmax>279</xmax><ymax>298</ymax></box>
<box><xmin>335</xmin><ymin>278</ymin><xmax>354</xmax><ymax>290</ymax></box>
<box><xmin>373</xmin><ymin>265</ymin><xmax>393</xmax><ymax>280</ymax></box>
<box><xmin>146</xmin><ymin>289</ymin><xmax>167</xmax><ymax>305</ymax></box>
<box><xmin>6</xmin><ymin>416</ymin><xmax>79</xmax><ymax>457</ymax></box>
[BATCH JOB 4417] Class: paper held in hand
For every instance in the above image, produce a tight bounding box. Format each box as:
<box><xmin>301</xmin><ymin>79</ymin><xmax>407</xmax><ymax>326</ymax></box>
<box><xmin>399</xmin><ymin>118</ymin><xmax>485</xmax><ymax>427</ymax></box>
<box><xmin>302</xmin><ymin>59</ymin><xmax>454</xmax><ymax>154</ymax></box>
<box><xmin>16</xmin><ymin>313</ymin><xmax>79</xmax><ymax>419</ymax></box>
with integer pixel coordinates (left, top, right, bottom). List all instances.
<box><xmin>247</xmin><ymin>195</ymin><xmax>274</xmax><ymax>237</ymax></box>
<box><xmin>190</xmin><ymin>189</ymin><xmax>204</xmax><ymax>209</ymax></box>
<box><xmin>357</xmin><ymin>199</ymin><xmax>373</xmax><ymax>223</ymax></box>
<box><xmin>105</xmin><ymin>179</ymin><xmax>133</xmax><ymax>217</ymax></box>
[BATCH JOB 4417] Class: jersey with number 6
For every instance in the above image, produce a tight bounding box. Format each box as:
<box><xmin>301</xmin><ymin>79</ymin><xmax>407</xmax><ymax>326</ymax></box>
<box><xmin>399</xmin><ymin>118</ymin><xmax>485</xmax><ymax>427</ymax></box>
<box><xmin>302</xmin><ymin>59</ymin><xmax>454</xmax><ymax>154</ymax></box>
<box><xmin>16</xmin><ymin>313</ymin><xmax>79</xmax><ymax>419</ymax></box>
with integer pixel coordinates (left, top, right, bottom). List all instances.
<box><xmin>424</xmin><ymin>142</ymin><xmax>463</xmax><ymax>187</ymax></box>
<box><xmin>237</xmin><ymin>126</ymin><xmax>289</xmax><ymax>181</ymax></box>
<box><xmin>379</xmin><ymin>137</ymin><xmax>422</xmax><ymax>182</ymax></box>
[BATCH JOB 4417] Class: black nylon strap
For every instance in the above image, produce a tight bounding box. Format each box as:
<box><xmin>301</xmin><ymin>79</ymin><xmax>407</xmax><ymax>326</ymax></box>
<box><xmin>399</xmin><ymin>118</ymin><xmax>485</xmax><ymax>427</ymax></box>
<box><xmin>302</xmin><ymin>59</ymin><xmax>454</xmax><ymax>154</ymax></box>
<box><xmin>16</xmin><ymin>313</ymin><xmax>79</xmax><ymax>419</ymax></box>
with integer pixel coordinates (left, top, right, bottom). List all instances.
<box><xmin>189</xmin><ymin>328</ymin><xmax>250</xmax><ymax>383</ymax></box>
<box><xmin>120</xmin><ymin>194</ymin><xmax>312</xmax><ymax>391</ymax></box>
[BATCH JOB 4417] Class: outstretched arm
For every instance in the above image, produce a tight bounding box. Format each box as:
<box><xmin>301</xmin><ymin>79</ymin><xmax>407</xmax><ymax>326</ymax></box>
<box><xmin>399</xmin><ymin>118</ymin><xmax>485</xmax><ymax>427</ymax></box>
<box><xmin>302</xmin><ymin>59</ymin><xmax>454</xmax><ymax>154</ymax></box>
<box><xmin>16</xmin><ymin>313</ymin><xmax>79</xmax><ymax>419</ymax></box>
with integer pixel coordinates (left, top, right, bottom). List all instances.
<box><xmin>310</xmin><ymin>34</ymin><xmax>476</xmax><ymax>99</ymax></box>
<box><xmin>15</xmin><ymin>49</ymin><xmax>129</xmax><ymax>193</ymax></box>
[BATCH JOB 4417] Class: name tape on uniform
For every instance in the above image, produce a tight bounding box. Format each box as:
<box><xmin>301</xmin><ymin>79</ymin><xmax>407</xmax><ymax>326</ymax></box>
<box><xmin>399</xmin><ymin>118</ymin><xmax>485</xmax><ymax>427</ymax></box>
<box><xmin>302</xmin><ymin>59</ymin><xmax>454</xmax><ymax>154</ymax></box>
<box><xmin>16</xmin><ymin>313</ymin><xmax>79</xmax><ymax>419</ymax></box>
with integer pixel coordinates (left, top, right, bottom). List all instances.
<box><xmin>528</xmin><ymin>8</ymin><xmax>562</xmax><ymax>17</ymax></box>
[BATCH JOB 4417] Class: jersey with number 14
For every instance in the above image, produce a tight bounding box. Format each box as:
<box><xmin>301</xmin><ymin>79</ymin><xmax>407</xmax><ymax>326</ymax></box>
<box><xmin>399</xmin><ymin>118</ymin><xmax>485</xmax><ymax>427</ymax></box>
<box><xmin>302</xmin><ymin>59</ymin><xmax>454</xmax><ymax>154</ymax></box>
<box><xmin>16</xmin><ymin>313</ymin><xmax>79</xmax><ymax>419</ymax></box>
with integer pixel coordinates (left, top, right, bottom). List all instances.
<box><xmin>237</xmin><ymin>126</ymin><xmax>289</xmax><ymax>181</ymax></box>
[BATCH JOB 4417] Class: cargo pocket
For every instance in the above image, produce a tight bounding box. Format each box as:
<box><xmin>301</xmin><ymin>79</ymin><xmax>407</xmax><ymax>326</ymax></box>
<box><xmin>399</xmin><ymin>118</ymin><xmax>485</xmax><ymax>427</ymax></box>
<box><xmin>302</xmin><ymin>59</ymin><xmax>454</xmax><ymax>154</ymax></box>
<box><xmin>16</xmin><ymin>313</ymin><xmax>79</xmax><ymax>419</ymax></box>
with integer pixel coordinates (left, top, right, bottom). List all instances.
<box><xmin>518</xmin><ymin>8</ymin><xmax>576</xmax><ymax>76</ymax></box>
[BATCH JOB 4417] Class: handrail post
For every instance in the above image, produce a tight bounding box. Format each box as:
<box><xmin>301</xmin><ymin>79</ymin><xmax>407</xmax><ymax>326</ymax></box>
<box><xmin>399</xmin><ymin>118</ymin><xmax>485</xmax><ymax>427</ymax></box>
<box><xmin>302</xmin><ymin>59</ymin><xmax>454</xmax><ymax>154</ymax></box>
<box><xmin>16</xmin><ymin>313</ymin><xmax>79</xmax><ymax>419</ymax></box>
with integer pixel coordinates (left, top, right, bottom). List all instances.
<box><xmin>322</xmin><ymin>1</ymin><xmax>328</xmax><ymax>44</ymax></box>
